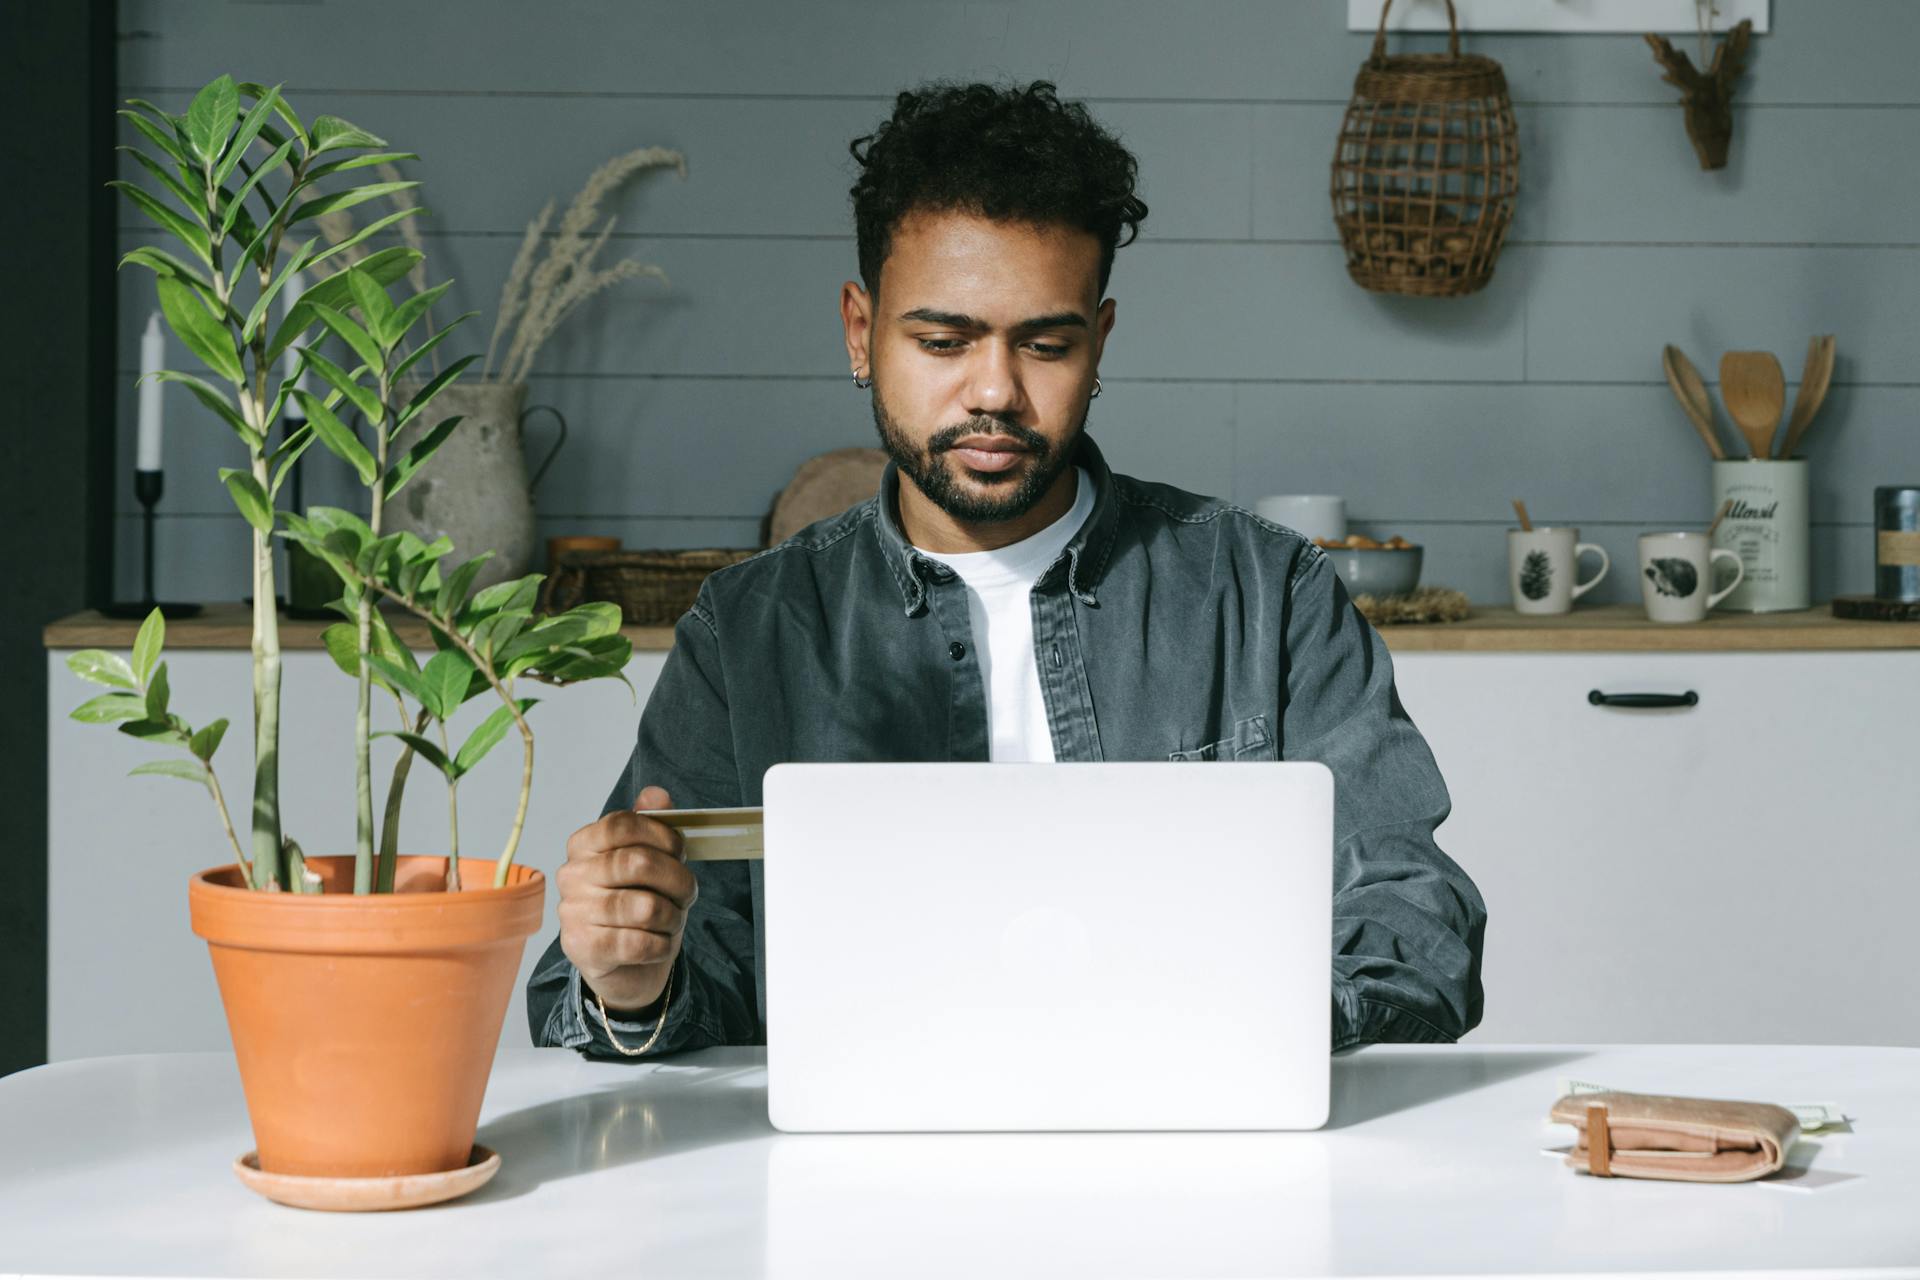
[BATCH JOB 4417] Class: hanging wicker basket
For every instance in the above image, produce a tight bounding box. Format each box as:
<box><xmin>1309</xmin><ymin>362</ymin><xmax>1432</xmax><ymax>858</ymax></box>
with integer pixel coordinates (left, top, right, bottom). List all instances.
<box><xmin>1331</xmin><ymin>0</ymin><xmax>1519</xmax><ymax>297</ymax></box>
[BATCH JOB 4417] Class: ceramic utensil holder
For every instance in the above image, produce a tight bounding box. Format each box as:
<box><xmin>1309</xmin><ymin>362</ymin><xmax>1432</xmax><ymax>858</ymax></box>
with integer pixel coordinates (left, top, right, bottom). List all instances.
<box><xmin>1711</xmin><ymin>459</ymin><xmax>1809</xmax><ymax>612</ymax></box>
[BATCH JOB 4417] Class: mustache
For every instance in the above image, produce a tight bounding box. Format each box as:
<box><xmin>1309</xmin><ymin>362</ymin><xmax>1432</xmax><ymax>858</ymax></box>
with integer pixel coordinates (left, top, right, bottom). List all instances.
<box><xmin>927</xmin><ymin>417</ymin><xmax>1050</xmax><ymax>455</ymax></box>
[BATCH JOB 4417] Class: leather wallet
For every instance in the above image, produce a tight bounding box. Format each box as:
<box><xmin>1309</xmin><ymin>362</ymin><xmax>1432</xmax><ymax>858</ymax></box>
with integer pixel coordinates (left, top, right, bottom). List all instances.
<box><xmin>1548</xmin><ymin>1091</ymin><xmax>1800</xmax><ymax>1183</ymax></box>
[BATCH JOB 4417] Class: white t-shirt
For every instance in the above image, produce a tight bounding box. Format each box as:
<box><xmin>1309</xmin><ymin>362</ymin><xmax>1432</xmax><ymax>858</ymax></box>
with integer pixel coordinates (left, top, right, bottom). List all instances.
<box><xmin>914</xmin><ymin>467</ymin><xmax>1096</xmax><ymax>762</ymax></box>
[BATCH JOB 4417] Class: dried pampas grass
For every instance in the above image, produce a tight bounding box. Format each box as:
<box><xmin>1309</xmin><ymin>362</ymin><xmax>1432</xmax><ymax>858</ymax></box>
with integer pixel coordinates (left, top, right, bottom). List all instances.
<box><xmin>486</xmin><ymin>146</ymin><xmax>684</xmax><ymax>385</ymax></box>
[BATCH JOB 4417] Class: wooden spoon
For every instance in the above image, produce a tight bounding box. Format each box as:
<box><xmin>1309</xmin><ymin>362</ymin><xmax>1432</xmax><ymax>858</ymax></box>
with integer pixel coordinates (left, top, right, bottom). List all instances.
<box><xmin>1719</xmin><ymin>351</ymin><xmax>1786</xmax><ymax>459</ymax></box>
<box><xmin>1777</xmin><ymin>334</ymin><xmax>1836</xmax><ymax>460</ymax></box>
<box><xmin>1662</xmin><ymin>345</ymin><xmax>1725</xmax><ymax>460</ymax></box>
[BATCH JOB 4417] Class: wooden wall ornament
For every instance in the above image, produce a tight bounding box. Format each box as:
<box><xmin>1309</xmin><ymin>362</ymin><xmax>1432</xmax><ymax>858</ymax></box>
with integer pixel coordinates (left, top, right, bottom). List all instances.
<box><xmin>1644</xmin><ymin>16</ymin><xmax>1753</xmax><ymax>170</ymax></box>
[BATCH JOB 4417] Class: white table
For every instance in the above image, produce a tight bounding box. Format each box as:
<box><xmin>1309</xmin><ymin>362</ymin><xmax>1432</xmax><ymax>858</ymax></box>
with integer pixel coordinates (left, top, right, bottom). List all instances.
<box><xmin>1</xmin><ymin>1044</ymin><xmax>1913</xmax><ymax>1279</ymax></box>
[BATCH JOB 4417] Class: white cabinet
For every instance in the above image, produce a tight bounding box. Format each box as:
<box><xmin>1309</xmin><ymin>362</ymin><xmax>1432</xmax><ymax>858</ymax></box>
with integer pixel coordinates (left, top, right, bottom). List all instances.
<box><xmin>1391</xmin><ymin>650</ymin><xmax>1920</xmax><ymax>1047</ymax></box>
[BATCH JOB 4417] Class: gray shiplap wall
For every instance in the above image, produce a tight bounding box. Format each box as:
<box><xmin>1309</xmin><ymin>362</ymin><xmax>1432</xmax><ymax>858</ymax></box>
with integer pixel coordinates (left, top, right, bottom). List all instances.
<box><xmin>113</xmin><ymin>0</ymin><xmax>1920</xmax><ymax>606</ymax></box>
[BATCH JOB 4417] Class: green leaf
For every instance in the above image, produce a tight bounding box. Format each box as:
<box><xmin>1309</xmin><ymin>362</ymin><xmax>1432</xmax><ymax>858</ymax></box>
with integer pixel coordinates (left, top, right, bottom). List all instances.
<box><xmin>217</xmin><ymin>137</ymin><xmax>294</xmax><ymax>243</ymax></box>
<box><xmin>236</xmin><ymin>81</ymin><xmax>306</xmax><ymax>149</ymax></box>
<box><xmin>211</xmin><ymin>83</ymin><xmax>280</xmax><ymax>190</ymax></box>
<box><xmin>189</xmin><ymin>718</ymin><xmax>229</xmax><ymax>761</ymax></box>
<box><xmin>306</xmin><ymin>301</ymin><xmax>383</xmax><ymax>378</ymax></box>
<box><xmin>119</xmin><ymin>109</ymin><xmax>191</xmax><ymax>168</ymax></box>
<box><xmin>116</xmin><ymin>245</ymin><xmax>214</xmax><ymax>293</ymax></box>
<box><xmin>287</xmin><ymin>180</ymin><xmax>419</xmax><ymax>228</ymax></box>
<box><xmin>118</xmin><ymin>716</ymin><xmax>191</xmax><ymax>747</ymax></box>
<box><xmin>345</xmin><ymin>267</ymin><xmax>398</xmax><ymax>349</ymax></box>
<box><xmin>377</xmin><ymin>730</ymin><xmax>453</xmax><ymax>778</ymax></box>
<box><xmin>219</xmin><ymin>467</ymin><xmax>273</xmax><ymax>533</ymax></box>
<box><xmin>396</xmin><ymin>354</ymin><xmax>479</xmax><ymax>432</ymax></box>
<box><xmin>468</xmin><ymin>574</ymin><xmax>544</xmax><ymax>618</ymax></box>
<box><xmin>320</xmin><ymin>622</ymin><xmax>361</xmax><ymax>678</ymax></box>
<box><xmin>144</xmin><ymin>661</ymin><xmax>171</xmax><ymax>720</ymax></box>
<box><xmin>148</xmin><ymin>371</ymin><xmax>263</xmax><ymax>452</ymax></box>
<box><xmin>67</xmin><ymin>649</ymin><xmax>138</xmax><ymax>690</ymax></box>
<box><xmin>233</xmin><ymin>177</ymin><xmax>302</xmax><ymax>275</ymax></box>
<box><xmin>269</xmin><ymin>423</ymin><xmax>315</xmax><ymax>499</ymax></box>
<box><xmin>264</xmin><ymin>246</ymin><xmax>421</xmax><ymax>362</ymax></box>
<box><xmin>391</xmin><ymin>311</ymin><xmax>478</xmax><ymax>385</ymax></box>
<box><xmin>305</xmin><ymin>204</ymin><xmax>425</xmax><ymax>272</ymax></box>
<box><xmin>421</xmin><ymin>650</ymin><xmax>474</xmax><ymax>720</ymax></box>
<box><xmin>387</xmin><ymin>279</ymin><xmax>452</xmax><ymax>345</ymax></box>
<box><xmin>109</xmin><ymin>181</ymin><xmax>212</xmax><ymax>267</ymax></box>
<box><xmin>155</xmin><ymin>275</ymin><xmax>241</xmax><ymax>383</ymax></box>
<box><xmin>433</xmin><ymin>555</ymin><xmax>490</xmax><ymax>622</ymax></box>
<box><xmin>118</xmin><ymin>146</ymin><xmax>207</xmax><ymax>226</ymax></box>
<box><xmin>305</xmin><ymin>150</ymin><xmax>419</xmax><ymax>182</ymax></box>
<box><xmin>183</xmin><ymin>75</ymin><xmax>239</xmax><ymax>169</ymax></box>
<box><xmin>383</xmin><ymin>414</ymin><xmax>462</xmax><ymax>500</ymax></box>
<box><xmin>293</xmin><ymin>390</ymin><xmax>376</xmax><ymax>485</ymax></box>
<box><xmin>70</xmin><ymin>692</ymin><xmax>149</xmax><ymax>723</ymax></box>
<box><xmin>239</xmin><ymin>236</ymin><xmax>315</xmax><ymax>345</ymax></box>
<box><xmin>296</xmin><ymin>340</ymin><xmax>383</xmax><ymax>428</ymax></box>
<box><xmin>132</xmin><ymin>608</ymin><xmax>164</xmax><ymax>685</ymax></box>
<box><xmin>309</xmin><ymin>114</ymin><xmax>389</xmax><ymax>153</ymax></box>
<box><xmin>130</xmin><ymin>758</ymin><xmax>211</xmax><ymax>785</ymax></box>
<box><xmin>455</xmin><ymin>698</ymin><xmax>539</xmax><ymax>775</ymax></box>
<box><xmin>365</xmin><ymin>654</ymin><xmax>429</xmax><ymax>704</ymax></box>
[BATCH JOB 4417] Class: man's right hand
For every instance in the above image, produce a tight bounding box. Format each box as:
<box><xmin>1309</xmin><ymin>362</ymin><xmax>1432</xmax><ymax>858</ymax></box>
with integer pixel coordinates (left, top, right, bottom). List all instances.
<box><xmin>557</xmin><ymin>785</ymin><xmax>699</xmax><ymax>1016</ymax></box>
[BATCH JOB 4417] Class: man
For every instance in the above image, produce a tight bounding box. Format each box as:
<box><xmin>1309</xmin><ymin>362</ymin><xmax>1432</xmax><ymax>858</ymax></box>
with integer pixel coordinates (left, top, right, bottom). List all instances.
<box><xmin>528</xmin><ymin>81</ymin><xmax>1486</xmax><ymax>1059</ymax></box>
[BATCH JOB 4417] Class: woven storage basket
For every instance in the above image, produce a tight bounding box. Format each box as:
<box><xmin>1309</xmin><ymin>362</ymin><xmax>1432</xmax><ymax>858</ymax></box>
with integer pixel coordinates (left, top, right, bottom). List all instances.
<box><xmin>538</xmin><ymin>548</ymin><xmax>758</xmax><ymax>626</ymax></box>
<box><xmin>1331</xmin><ymin>0</ymin><xmax>1518</xmax><ymax>297</ymax></box>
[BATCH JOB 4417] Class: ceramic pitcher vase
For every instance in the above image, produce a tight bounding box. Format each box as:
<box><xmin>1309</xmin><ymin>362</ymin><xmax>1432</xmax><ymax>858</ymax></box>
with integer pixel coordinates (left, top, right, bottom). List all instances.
<box><xmin>387</xmin><ymin>380</ymin><xmax>566</xmax><ymax>590</ymax></box>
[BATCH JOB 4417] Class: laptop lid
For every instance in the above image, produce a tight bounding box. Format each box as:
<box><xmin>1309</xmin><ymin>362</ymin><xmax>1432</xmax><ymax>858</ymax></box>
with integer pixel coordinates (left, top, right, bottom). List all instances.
<box><xmin>763</xmin><ymin>761</ymin><xmax>1332</xmax><ymax>1132</ymax></box>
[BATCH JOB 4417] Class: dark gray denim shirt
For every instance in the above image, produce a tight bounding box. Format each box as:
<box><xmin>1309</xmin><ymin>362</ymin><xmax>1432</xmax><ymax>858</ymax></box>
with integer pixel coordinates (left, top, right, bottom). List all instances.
<box><xmin>528</xmin><ymin>433</ymin><xmax>1487</xmax><ymax>1059</ymax></box>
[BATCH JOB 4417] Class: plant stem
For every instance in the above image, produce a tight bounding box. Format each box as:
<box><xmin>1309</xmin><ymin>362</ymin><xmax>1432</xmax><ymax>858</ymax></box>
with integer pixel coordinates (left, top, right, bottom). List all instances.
<box><xmin>351</xmin><ymin>372</ymin><xmax>393</xmax><ymax>893</ymax></box>
<box><xmin>376</xmin><ymin>697</ymin><xmax>430</xmax><ymax>893</ymax></box>
<box><xmin>203</xmin><ymin>765</ymin><xmax>252</xmax><ymax>885</ymax></box>
<box><xmin>437</xmin><ymin>718</ymin><xmax>462</xmax><ymax>892</ymax></box>
<box><xmin>354</xmin><ymin>582</ymin><xmax>536</xmax><ymax>888</ymax></box>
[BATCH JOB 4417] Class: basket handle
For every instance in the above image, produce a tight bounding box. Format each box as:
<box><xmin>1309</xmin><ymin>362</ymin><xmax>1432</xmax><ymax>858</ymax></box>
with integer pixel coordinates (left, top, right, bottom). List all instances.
<box><xmin>1371</xmin><ymin>0</ymin><xmax>1461</xmax><ymax>64</ymax></box>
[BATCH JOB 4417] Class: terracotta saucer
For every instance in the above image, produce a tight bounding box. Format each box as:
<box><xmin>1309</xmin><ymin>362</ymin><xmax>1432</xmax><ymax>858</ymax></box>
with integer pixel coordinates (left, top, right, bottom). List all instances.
<box><xmin>233</xmin><ymin>1144</ymin><xmax>500</xmax><ymax>1211</ymax></box>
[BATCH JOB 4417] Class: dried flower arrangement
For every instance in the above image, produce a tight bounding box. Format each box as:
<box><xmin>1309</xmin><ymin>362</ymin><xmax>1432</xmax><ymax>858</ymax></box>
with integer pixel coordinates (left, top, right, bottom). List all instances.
<box><xmin>484</xmin><ymin>146</ymin><xmax>684</xmax><ymax>384</ymax></box>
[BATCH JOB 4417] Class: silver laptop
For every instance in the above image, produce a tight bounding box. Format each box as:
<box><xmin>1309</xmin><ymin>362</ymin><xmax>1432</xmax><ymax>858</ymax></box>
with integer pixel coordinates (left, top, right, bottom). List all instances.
<box><xmin>763</xmin><ymin>761</ymin><xmax>1333</xmax><ymax>1132</ymax></box>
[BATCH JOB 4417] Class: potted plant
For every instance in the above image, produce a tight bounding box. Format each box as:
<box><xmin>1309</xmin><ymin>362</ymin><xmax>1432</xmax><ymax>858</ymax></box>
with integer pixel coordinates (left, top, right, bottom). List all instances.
<box><xmin>69</xmin><ymin>75</ymin><xmax>633</xmax><ymax>1206</ymax></box>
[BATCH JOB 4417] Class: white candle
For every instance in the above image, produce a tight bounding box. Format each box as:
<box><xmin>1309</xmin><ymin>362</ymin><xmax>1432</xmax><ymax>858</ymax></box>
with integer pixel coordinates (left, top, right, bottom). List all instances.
<box><xmin>136</xmin><ymin>311</ymin><xmax>165</xmax><ymax>471</ymax></box>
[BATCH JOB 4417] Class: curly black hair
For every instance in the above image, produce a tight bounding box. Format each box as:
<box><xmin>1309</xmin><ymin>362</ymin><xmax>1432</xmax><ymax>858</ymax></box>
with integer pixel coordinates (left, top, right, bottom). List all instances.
<box><xmin>848</xmin><ymin>80</ymin><xmax>1149</xmax><ymax>299</ymax></box>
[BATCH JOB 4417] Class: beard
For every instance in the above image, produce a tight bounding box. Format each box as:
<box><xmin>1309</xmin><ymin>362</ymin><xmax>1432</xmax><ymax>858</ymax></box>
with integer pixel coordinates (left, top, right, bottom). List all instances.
<box><xmin>870</xmin><ymin>385</ymin><xmax>1084</xmax><ymax>525</ymax></box>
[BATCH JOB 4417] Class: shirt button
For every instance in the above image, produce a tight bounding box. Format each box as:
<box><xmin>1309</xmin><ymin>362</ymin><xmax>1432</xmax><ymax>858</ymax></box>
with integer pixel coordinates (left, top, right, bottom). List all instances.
<box><xmin>949</xmin><ymin>641</ymin><xmax>966</xmax><ymax>661</ymax></box>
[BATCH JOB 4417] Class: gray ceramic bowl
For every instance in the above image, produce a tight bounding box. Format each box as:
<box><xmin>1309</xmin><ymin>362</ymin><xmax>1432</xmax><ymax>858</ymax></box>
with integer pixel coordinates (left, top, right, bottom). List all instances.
<box><xmin>1324</xmin><ymin>545</ymin><xmax>1423</xmax><ymax>598</ymax></box>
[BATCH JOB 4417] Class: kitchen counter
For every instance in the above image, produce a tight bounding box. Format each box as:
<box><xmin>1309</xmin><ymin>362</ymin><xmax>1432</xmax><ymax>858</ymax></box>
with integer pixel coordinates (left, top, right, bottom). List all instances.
<box><xmin>44</xmin><ymin>601</ymin><xmax>1920</xmax><ymax>654</ymax></box>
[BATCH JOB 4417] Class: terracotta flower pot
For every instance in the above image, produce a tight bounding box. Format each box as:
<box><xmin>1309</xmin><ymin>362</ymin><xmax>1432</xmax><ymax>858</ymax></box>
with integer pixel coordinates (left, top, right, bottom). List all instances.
<box><xmin>188</xmin><ymin>856</ymin><xmax>545</xmax><ymax>1179</ymax></box>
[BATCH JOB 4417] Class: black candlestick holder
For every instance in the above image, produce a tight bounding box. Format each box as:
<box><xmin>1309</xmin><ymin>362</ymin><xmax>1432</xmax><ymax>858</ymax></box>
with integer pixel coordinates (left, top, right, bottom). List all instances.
<box><xmin>100</xmin><ymin>469</ymin><xmax>204</xmax><ymax>619</ymax></box>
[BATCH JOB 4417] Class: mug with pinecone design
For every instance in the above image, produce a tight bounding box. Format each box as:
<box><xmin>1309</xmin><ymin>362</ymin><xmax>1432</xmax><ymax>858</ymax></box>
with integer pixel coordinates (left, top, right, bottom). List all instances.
<box><xmin>1508</xmin><ymin>526</ymin><xmax>1609</xmax><ymax>614</ymax></box>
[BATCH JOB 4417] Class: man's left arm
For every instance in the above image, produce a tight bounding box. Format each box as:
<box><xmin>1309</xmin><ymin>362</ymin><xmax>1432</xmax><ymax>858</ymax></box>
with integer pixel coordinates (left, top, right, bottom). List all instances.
<box><xmin>1278</xmin><ymin>546</ymin><xmax>1488</xmax><ymax>1052</ymax></box>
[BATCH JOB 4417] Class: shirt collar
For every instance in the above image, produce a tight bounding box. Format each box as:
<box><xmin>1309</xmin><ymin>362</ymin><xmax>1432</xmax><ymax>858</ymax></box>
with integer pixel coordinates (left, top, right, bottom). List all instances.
<box><xmin>872</xmin><ymin>433</ymin><xmax>1123</xmax><ymax>616</ymax></box>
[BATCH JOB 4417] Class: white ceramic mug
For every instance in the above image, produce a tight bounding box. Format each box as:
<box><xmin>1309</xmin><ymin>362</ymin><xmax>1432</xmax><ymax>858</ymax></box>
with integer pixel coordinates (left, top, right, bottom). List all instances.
<box><xmin>1638</xmin><ymin>531</ymin><xmax>1745</xmax><ymax>623</ymax></box>
<box><xmin>1254</xmin><ymin>494</ymin><xmax>1346</xmax><ymax>544</ymax></box>
<box><xmin>1508</xmin><ymin>526</ymin><xmax>1609</xmax><ymax>615</ymax></box>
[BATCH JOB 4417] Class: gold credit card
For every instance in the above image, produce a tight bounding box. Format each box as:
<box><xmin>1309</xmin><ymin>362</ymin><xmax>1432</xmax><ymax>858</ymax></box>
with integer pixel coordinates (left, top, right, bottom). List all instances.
<box><xmin>649</xmin><ymin>806</ymin><xmax>764</xmax><ymax>860</ymax></box>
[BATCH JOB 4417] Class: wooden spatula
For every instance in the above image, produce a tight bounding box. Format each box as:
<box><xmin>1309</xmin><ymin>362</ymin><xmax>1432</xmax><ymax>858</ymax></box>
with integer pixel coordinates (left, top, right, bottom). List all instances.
<box><xmin>1719</xmin><ymin>351</ymin><xmax>1786</xmax><ymax>459</ymax></box>
<box><xmin>1663</xmin><ymin>345</ymin><xmax>1725</xmax><ymax>460</ymax></box>
<box><xmin>1777</xmin><ymin>334</ymin><xmax>1836</xmax><ymax>460</ymax></box>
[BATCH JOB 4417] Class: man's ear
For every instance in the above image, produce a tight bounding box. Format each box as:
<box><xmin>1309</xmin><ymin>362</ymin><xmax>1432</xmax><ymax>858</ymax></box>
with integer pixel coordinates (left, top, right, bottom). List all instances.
<box><xmin>1093</xmin><ymin>295</ymin><xmax>1117</xmax><ymax>363</ymax></box>
<box><xmin>841</xmin><ymin>281</ymin><xmax>873</xmax><ymax>377</ymax></box>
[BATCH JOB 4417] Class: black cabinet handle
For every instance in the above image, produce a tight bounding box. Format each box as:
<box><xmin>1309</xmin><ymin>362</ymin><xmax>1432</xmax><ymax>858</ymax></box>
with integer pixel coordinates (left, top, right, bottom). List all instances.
<box><xmin>1587</xmin><ymin>689</ymin><xmax>1699</xmax><ymax>709</ymax></box>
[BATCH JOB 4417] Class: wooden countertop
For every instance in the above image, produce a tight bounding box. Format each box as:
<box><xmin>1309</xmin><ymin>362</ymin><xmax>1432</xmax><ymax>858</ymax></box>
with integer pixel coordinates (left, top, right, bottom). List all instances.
<box><xmin>42</xmin><ymin>603</ymin><xmax>679</xmax><ymax>653</ymax></box>
<box><xmin>42</xmin><ymin>601</ymin><xmax>1920</xmax><ymax>654</ymax></box>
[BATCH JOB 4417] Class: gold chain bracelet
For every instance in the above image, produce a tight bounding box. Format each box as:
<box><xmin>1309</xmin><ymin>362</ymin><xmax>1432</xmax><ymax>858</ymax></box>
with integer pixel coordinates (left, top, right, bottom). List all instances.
<box><xmin>590</xmin><ymin>963</ymin><xmax>675</xmax><ymax>1057</ymax></box>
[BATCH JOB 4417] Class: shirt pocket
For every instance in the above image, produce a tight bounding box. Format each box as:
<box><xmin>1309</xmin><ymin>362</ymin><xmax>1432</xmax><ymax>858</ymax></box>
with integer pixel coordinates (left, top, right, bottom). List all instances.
<box><xmin>1167</xmin><ymin>713</ymin><xmax>1276</xmax><ymax>762</ymax></box>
